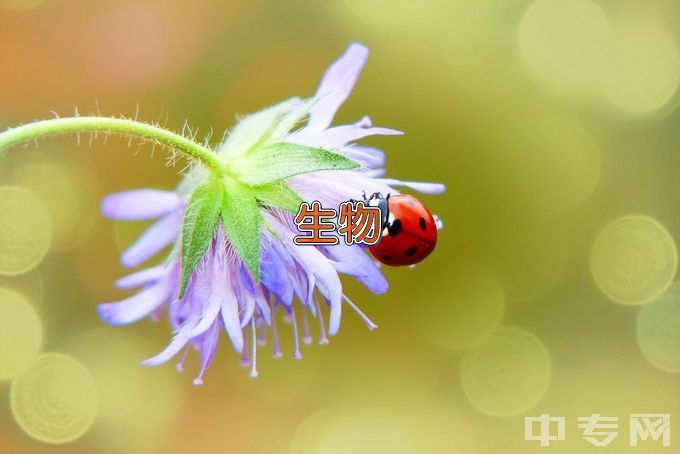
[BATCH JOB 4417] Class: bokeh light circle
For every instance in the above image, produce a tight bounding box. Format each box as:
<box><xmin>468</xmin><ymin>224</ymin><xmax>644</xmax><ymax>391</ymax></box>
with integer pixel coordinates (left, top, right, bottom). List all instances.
<box><xmin>291</xmin><ymin>408</ymin><xmax>415</xmax><ymax>454</ymax></box>
<box><xmin>637</xmin><ymin>283</ymin><xmax>680</xmax><ymax>373</ymax></box>
<box><xmin>64</xmin><ymin>330</ymin><xmax>183</xmax><ymax>452</ymax></box>
<box><xmin>603</xmin><ymin>20</ymin><xmax>680</xmax><ymax>116</ymax></box>
<box><xmin>460</xmin><ymin>327</ymin><xmax>551</xmax><ymax>417</ymax></box>
<box><xmin>0</xmin><ymin>268</ymin><xmax>44</xmax><ymax>308</ymax></box>
<box><xmin>0</xmin><ymin>186</ymin><xmax>52</xmax><ymax>276</ymax></box>
<box><xmin>0</xmin><ymin>287</ymin><xmax>42</xmax><ymax>380</ymax></box>
<box><xmin>420</xmin><ymin>264</ymin><xmax>505</xmax><ymax>349</ymax></box>
<box><xmin>12</xmin><ymin>161</ymin><xmax>97</xmax><ymax>251</ymax></box>
<box><xmin>11</xmin><ymin>353</ymin><xmax>98</xmax><ymax>444</ymax></box>
<box><xmin>518</xmin><ymin>0</ymin><xmax>611</xmax><ymax>94</ymax></box>
<box><xmin>591</xmin><ymin>215</ymin><xmax>677</xmax><ymax>305</ymax></box>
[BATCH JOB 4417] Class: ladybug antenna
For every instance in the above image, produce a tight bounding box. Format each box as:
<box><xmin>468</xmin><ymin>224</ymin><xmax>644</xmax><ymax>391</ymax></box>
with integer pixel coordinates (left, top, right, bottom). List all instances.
<box><xmin>341</xmin><ymin>294</ymin><xmax>378</xmax><ymax>330</ymax></box>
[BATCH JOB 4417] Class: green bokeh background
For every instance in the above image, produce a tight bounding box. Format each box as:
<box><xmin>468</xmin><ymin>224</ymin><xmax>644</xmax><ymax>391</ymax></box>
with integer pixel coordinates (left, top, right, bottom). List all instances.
<box><xmin>1</xmin><ymin>0</ymin><xmax>680</xmax><ymax>452</ymax></box>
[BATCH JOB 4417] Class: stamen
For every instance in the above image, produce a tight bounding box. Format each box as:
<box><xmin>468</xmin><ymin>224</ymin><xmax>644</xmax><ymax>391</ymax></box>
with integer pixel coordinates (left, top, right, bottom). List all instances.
<box><xmin>291</xmin><ymin>305</ymin><xmax>302</xmax><ymax>360</ymax></box>
<box><xmin>315</xmin><ymin>298</ymin><xmax>329</xmax><ymax>345</ymax></box>
<box><xmin>257</xmin><ymin>323</ymin><xmax>267</xmax><ymax>346</ymax></box>
<box><xmin>175</xmin><ymin>344</ymin><xmax>191</xmax><ymax>372</ymax></box>
<box><xmin>240</xmin><ymin>330</ymin><xmax>250</xmax><ymax>367</ymax></box>
<box><xmin>194</xmin><ymin>346</ymin><xmax>208</xmax><ymax>386</ymax></box>
<box><xmin>301</xmin><ymin>307</ymin><xmax>313</xmax><ymax>345</ymax></box>
<box><xmin>342</xmin><ymin>294</ymin><xmax>378</xmax><ymax>330</ymax></box>
<box><xmin>271</xmin><ymin>301</ymin><xmax>282</xmax><ymax>358</ymax></box>
<box><xmin>249</xmin><ymin>318</ymin><xmax>258</xmax><ymax>378</ymax></box>
<box><xmin>193</xmin><ymin>367</ymin><xmax>206</xmax><ymax>386</ymax></box>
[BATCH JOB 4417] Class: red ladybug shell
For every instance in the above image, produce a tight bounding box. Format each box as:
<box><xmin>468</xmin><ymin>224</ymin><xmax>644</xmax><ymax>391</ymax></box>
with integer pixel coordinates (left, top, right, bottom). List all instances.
<box><xmin>369</xmin><ymin>194</ymin><xmax>437</xmax><ymax>266</ymax></box>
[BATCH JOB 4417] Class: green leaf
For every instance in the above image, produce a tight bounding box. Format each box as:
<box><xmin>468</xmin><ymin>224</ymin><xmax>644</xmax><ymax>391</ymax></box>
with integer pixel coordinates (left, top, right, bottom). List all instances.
<box><xmin>179</xmin><ymin>179</ymin><xmax>223</xmax><ymax>298</ymax></box>
<box><xmin>234</xmin><ymin>142</ymin><xmax>360</xmax><ymax>186</ymax></box>
<box><xmin>218</xmin><ymin>98</ymin><xmax>301</xmax><ymax>157</ymax></box>
<box><xmin>252</xmin><ymin>182</ymin><xmax>305</xmax><ymax>214</ymax></box>
<box><xmin>221</xmin><ymin>178</ymin><xmax>262</xmax><ymax>282</ymax></box>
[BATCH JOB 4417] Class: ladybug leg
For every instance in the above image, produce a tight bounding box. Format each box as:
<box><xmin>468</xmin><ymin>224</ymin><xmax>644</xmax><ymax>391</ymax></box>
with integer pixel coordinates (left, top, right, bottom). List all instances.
<box><xmin>347</xmin><ymin>191</ymin><xmax>369</xmax><ymax>206</ymax></box>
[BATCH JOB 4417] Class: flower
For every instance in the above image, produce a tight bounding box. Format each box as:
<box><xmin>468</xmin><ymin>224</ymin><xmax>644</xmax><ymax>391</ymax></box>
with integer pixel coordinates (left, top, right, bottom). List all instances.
<box><xmin>98</xmin><ymin>43</ymin><xmax>444</xmax><ymax>384</ymax></box>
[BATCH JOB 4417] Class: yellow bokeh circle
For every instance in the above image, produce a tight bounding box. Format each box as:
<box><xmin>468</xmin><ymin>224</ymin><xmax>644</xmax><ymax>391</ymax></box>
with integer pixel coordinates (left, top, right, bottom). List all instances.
<box><xmin>637</xmin><ymin>283</ymin><xmax>680</xmax><ymax>373</ymax></box>
<box><xmin>0</xmin><ymin>268</ymin><xmax>44</xmax><ymax>309</ymax></box>
<box><xmin>591</xmin><ymin>215</ymin><xmax>677</xmax><ymax>305</ymax></box>
<box><xmin>603</xmin><ymin>20</ymin><xmax>680</xmax><ymax>116</ymax></box>
<box><xmin>291</xmin><ymin>408</ymin><xmax>415</xmax><ymax>454</ymax></box>
<box><xmin>13</xmin><ymin>161</ymin><xmax>97</xmax><ymax>251</ymax></box>
<box><xmin>518</xmin><ymin>0</ymin><xmax>612</xmax><ymax>94</ymax></box>
<box><xmin>0</xmin><ymin>186</ymin><xmax>52</xmax><ymax>276</ymax></box>
<box><xmin>63</xmin><ymin>329</ymin><xmax>183</xmax><ymax>452</ymax></box>
<box><xmin>11</xmin><ymin>353</ymin><xmax>98</xmax><ymax>444</ymax></box>
<box><xmin>460</xmin><ymin>327</ymin><xmax>551</xmax><ymax>417</ymax></box>
<box><xmin>0</xmin><ymin>287</ymin><xmax>42</xmax><ymax>380</ymax></box>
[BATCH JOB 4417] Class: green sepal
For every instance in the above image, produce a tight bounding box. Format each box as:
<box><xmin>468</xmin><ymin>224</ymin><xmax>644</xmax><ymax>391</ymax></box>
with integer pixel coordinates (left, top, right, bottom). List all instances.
<box><xmin>269</xmin><ymin>97</ymin><xmax>318</xmax><ymax>140</ymax></box>
<box><xmin>235</xmin><ymin>142</ymin><xmax>360</xmax><ymax>186</ymax></box>
<box><xmin>221</xmin><ymin>177</ymin><xmax>262</xmax><ymax>282</ymax></box>
<box><xmin>218</xmin><ymin>98</ymin><xmax>301</xmax><ymax>157</ymax></box>
<box><xmin>178</xmin><ymin>179</ymin><xmax>223</xmax><ymax>299</ymax></box>
<box><xmin>252</xmin><ymin>182</ymin><xmax>304</xmax><ymax>214</ymax></box>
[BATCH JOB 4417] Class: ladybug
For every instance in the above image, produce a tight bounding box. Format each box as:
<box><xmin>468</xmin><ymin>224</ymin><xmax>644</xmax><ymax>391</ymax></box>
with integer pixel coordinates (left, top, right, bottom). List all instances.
<box><xmin>363</xmin><ymin>192</ymin><xmax>438</xmax><ymax>266</ymax></box>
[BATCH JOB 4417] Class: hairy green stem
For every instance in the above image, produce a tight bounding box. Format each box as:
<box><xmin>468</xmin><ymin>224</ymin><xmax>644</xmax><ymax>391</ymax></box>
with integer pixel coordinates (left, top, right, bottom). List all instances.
<box><xmin>0</xmin><ymin>116</ymin><xmax>222</xmax><ymax>171</ymax></box>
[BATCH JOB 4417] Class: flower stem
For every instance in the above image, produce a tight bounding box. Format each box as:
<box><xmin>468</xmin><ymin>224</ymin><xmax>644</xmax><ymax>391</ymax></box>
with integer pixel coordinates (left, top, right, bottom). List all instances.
<box><xmin>0</xmin><ymin>116</ymin><xmax>222</xmax><ymax>171</ymax></box>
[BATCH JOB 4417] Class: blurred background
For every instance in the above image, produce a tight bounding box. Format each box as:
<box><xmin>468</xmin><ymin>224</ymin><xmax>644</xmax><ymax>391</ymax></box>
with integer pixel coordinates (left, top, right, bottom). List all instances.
<box><xmin>1</xmin><ymin>0</ymin><xmax>680</xmax><ymax>452</ymax></box>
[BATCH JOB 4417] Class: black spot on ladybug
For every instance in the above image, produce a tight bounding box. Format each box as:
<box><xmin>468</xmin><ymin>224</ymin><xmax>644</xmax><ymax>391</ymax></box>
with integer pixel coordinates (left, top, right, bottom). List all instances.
<box><xmin>388</xmin><ymin>219</ymin><xmax>402</xmax><ymax>237</ymax></box>
<box><xmin>381</xmin><ymin>255</ymin><xmax>391</xmax><ymax>261</ymax></box>
<box><xmin>404</xmin><ymin>246</ymin><xmax>417</xmax><ymax>256</ymax></box>
<box><xmin>419</xmin><ymin>217</ymin><xmax>427</xmax><ymax>231</ymax></box>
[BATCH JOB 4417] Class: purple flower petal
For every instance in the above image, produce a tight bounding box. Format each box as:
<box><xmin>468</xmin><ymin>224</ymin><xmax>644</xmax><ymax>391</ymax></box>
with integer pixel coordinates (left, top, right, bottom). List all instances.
<box><xmin>323</xmin><ymin>244</ymin><xmax>388</xmax><ymax>294</ymax></box>
<box><xmin>291</xmin><ymin>116</ymin><xmax>402</xmax><ymax>149</ymax></box>
<box><xmin>289</xmin><ymin>171</ymin><xmax>395</xmax><ymax>208</ymax></box>
<box><xmin>253</xmin><ymin>286</ymin><xmax>271</xmax><ymax>326</ymax></box>
<box><xmin>120</xmin><ymin>212</ymin><xmax>182</xmax><ymax>268</ymax></box>
<box><xmin>341</xmin><ymin>145</ymin><xmax>385</xmax><ymax>168</ymax></box>
<box><xmin>361</xmin><ymin>168</ymin><xmax>386</xmax><ymax>178</ymax></box>
<box><xmin>141</xmin><ymin>315</ymin><xmax>199</xmax><ymax>366</ymax></box>
<box><xmin>115</xmin><ymin>265</ymin><xmax>166</xmax><ymax>289</ymax></box>
<box><xmin>194</xmin><ymin>320</ymin><xmax>221</xmax><ymax>385</ymax></box>
<box><xmin>239</xmin><ymin>263</ymin><xmax>255</xmax><ymax>295</ymax></box>
<box><xmin>317</xmin><ymin>124</ymin><xmax>402</xmax><ymax>148</ymax></box>
<box><xmin>377</xmin><ymin>178</ymin><xmax>446</xmax><ymax>194</ymax></box>
<box><xmin>239</xmin><ymin>293</ymin><xmax>255</xmax><ymax>328</ymax></box>
<box><xmin>220</xmin><ymin>269</ymin><xmax>244</xmax><ymax>353</ymax></box>
<box><xmin>98</xmin><ymin>277</ymin><xmax>173</xmax><ymax>325</ymax></box>
<box><xmin>101</xmin><ymin>189</ymin><xmax>182</xmax><ymax>221</ymax></box>
<box><xmin>268</xmin><ymin>215</ymin><xmax>342</xmax><ymax>335</ymax></box>
<box><xmin>307</xmin><ymin>43</ymin><xmax>369</xmax><ymax>131</ymax></box>
<box><xmin>187</xmin><ymin>284</ymin><xmax>223</xmax><ymax>338</ymax></box>
<box><xmin>260</xmin><ymin>237</ymin><xmax>295</xmax><ymax>305</ymax></box>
